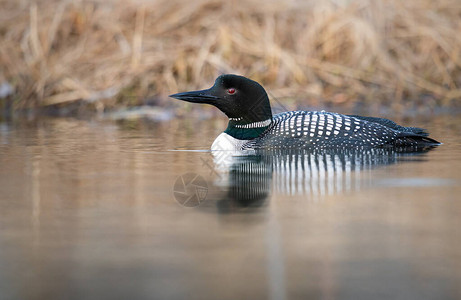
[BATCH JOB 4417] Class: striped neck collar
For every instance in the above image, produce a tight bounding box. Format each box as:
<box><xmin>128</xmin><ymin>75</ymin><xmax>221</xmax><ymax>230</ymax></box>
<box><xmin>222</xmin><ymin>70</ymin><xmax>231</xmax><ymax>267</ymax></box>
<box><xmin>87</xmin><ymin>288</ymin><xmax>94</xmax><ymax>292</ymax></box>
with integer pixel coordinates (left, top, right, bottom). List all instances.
<box><xmin>232</xmin><ymin>118</ymin><xmax>272</xmax><ymax>129</ymax></box>
<box><xmin>224</xmin><ymin>118</ymin><xmax>272</xmax><ymax>140</ymax></box>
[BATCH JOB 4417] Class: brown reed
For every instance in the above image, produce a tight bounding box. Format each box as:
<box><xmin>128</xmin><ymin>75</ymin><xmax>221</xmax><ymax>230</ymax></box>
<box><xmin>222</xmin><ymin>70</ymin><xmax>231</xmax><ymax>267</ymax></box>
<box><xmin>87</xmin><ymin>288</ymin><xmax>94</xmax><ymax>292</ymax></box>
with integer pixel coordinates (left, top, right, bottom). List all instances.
<box><xmin>0</xmin><ymin>0</ymin><xmax>460</xmax><ymax>112</ymax></box>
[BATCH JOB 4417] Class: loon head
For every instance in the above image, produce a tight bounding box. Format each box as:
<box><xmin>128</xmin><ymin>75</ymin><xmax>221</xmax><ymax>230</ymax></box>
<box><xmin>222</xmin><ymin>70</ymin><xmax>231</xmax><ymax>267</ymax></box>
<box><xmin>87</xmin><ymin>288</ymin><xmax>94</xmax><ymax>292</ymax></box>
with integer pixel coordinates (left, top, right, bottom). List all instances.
<box><xmin>170</xmin><ymin>74</ymin><xmax>272</xmax><ymax>123</ymax></box>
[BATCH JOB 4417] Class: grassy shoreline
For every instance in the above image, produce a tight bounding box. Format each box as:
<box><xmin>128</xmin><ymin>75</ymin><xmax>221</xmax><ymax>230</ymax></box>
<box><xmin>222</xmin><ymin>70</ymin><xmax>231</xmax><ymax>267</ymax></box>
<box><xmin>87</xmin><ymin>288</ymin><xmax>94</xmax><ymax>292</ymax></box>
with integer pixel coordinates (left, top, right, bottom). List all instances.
<box><xmin>1</xmin><ymin>0</ymin><xmax>460</xmax><ymax>114</ymax></box>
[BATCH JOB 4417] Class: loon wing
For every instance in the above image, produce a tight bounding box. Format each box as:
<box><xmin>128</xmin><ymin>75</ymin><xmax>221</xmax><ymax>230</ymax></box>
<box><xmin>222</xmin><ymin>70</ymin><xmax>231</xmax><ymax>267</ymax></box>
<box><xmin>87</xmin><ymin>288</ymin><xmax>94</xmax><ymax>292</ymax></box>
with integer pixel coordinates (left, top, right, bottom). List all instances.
<box><xmin>242</xmin><ymin>111</ymin><xmax>440</xmax><ymax>150</ymax></box>
<box><xmin>347</xmin><ymin>115</ymin><xmax>429</xmax><ymax>136</ymax></box>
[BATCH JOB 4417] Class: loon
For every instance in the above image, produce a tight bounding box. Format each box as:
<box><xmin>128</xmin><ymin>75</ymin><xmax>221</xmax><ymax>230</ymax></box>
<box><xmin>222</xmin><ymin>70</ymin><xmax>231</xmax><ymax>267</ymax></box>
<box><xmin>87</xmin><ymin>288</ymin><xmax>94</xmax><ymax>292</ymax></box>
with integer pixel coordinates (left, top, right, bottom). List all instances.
<box><xmin>170</xmin><ymin>74</ymin><xmax>440</xmax><ymax>150</ymax></box>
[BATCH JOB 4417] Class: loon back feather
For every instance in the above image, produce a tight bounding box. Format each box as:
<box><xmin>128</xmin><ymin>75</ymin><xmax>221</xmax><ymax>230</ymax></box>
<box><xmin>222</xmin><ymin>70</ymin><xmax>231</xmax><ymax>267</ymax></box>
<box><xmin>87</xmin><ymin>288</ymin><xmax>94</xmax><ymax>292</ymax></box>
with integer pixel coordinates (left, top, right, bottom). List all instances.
<box><xmin>347</xmin><ymin>115</ymin><xmax>429</xmax><ymax>136</ymax></box>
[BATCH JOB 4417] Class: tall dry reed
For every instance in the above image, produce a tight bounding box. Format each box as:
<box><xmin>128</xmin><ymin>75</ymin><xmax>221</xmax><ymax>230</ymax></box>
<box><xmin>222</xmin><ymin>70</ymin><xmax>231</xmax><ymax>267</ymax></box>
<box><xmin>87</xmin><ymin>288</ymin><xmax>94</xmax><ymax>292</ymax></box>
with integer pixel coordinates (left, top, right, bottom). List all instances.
<box><xmin>0</xmin><ymin>0</ymin><xmax>460</xmax><ymax>111</ymax></box>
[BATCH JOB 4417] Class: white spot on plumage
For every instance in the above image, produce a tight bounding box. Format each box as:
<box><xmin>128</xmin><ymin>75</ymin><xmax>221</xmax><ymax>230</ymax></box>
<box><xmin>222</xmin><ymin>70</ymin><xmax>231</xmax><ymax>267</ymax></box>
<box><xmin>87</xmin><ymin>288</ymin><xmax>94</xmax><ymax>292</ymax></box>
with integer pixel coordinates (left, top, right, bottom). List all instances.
<box><xmin>296</xmin><ymin>118</ymin><xmax>303</xmax><ymax>127</ymax></box>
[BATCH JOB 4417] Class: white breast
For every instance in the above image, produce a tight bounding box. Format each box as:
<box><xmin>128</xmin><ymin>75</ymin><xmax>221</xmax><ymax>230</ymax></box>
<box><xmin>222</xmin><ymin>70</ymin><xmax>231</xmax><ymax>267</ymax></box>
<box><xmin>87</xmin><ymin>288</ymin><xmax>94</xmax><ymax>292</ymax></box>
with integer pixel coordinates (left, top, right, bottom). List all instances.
<box><xmin>211</xmin><ymin>133</ymin><xmax>250</xmax><ymax>151</ymax></box>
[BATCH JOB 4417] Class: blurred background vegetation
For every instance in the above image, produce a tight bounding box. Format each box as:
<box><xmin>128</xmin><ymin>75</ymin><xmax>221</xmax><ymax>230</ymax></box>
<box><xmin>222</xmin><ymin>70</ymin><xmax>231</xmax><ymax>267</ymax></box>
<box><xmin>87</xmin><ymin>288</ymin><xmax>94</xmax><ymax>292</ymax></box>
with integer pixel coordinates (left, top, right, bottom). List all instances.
<box><xmin>0</xmin><ymin>0</ymin><xmax>460</xmax><ymax>116</ymax></box>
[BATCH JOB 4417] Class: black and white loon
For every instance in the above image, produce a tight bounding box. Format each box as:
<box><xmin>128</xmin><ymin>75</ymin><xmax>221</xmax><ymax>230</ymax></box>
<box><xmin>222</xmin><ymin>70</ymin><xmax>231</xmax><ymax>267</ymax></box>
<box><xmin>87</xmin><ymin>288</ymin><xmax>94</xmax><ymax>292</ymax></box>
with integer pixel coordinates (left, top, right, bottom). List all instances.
<box><xmin>170</xmin><ymin>74</ymin><xmax>440</xmax><ymax>150</ymax></box>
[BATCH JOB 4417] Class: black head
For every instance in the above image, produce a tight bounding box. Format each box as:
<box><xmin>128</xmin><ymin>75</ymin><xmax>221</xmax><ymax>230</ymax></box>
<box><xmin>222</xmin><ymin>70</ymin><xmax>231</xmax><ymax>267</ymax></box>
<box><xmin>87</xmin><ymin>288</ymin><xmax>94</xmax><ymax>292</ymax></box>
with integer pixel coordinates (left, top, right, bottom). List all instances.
<box><xmin>169</xmin><ymin>74</ymin><xmax>272</xmax><ymax>123</ymax></box>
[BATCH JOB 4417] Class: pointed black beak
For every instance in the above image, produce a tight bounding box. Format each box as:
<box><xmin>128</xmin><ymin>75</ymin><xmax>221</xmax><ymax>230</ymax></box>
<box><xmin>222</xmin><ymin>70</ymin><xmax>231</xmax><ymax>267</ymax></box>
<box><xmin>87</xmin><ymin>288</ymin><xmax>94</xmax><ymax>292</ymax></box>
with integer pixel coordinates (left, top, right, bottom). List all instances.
<box><xmin>169</xmin><ymin>89</ymin><xmax>220</xmax><ymax>104</ymax></box>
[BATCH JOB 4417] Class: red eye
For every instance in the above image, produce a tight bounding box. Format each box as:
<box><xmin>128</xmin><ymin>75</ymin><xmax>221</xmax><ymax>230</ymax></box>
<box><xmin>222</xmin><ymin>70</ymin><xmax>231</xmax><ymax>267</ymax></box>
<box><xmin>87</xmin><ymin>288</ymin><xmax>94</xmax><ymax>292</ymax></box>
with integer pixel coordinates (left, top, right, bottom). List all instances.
<box><xmin>227</xmin><ymin>88</ymin><xmax>236</xmax><ymax>94</ymax></box>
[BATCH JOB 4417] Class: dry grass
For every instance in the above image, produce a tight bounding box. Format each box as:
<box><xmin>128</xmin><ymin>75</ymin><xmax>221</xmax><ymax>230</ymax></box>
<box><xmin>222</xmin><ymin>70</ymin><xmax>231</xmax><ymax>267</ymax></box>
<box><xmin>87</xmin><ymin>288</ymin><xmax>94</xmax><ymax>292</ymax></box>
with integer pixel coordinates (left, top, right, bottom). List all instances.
<box><xmin>0</xmin><ymin>0</ymin><xmax>460</xmax><ymax>112</ymax></box>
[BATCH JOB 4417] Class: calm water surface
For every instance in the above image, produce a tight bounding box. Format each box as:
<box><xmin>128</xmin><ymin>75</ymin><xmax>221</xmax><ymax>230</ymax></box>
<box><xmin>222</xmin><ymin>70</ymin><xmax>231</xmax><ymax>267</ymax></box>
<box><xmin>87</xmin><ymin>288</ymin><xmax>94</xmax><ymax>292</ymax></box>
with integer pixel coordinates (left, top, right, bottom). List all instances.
<box><xmin>0</xmin><ymin>115</ymin><xmax>460</xmax><ymax>300</ymax></box>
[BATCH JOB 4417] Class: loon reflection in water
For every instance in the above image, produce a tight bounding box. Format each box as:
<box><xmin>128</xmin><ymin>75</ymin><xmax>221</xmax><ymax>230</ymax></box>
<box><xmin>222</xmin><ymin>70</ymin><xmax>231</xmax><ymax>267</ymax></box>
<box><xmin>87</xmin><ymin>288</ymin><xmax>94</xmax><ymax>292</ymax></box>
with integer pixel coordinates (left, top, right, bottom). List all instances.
<box><xmin>210</xmin><ymin>146</ymin><xmax>436</xmax><ymax>210</ymax></box>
